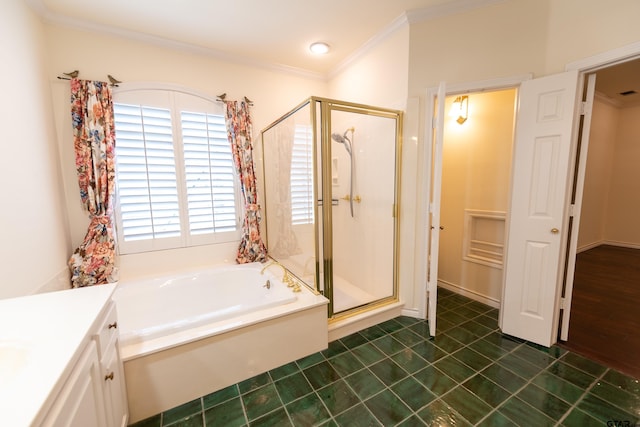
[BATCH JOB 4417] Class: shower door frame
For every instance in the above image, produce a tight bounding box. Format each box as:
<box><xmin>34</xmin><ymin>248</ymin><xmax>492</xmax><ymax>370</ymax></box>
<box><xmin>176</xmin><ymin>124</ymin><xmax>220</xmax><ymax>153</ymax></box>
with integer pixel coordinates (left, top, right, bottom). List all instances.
<box><xmin>261</xmin><ymin>96</ymin><xmax>404</xmax><ymax>321</ymax></box>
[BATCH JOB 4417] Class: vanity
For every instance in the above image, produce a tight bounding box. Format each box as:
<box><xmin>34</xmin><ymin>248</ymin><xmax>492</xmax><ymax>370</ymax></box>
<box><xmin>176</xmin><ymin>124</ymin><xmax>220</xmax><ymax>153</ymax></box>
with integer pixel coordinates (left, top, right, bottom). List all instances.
<box><xmin>0</xmin><ymin>283</ymin><xmax>127</xmax><ymax>426</ymax></box>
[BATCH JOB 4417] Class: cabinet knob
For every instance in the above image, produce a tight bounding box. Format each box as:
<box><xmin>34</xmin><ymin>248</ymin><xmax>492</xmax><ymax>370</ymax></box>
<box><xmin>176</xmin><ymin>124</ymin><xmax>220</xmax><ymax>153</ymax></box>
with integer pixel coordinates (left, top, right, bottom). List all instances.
<box><xmin>105</xmin><ymin>372</ymin><xmax>114</xmax><ymax>381</ymax></box>
<box><xmin>108</xmin><ymin>322</ymin><xmax>118</xmax><ymax>329</ymax></box>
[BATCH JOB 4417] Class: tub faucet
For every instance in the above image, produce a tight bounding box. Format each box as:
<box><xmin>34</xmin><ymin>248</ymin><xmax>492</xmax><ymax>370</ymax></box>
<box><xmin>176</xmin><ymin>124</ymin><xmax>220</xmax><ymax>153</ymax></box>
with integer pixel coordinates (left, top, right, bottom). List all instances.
<box><xmin>260</xmin><ymin>261</ymin><xmax>293</xmax><ymax>287</ymax></box>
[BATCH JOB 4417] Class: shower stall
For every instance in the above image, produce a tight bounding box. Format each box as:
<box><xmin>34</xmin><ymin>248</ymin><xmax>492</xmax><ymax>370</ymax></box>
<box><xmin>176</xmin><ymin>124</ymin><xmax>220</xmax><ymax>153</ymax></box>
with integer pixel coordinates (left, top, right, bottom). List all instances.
<box><xmin>260</xmin><ymin>97</ymin><xmax>403</xmax><ymax>320</ymax></box>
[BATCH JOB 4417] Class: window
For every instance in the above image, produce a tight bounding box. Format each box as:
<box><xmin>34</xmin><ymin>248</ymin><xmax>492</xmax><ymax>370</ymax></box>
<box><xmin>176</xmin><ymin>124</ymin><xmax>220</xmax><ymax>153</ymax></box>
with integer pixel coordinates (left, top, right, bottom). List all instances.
<box><xmin>290</xmin><ymin>124</ymin><xmax>314</xmax><ymax>225</ymax></box>
<box><xmin>113</xmin><ymin>88</ymin><xmax>240</xmax><ymax>254</ymax></box>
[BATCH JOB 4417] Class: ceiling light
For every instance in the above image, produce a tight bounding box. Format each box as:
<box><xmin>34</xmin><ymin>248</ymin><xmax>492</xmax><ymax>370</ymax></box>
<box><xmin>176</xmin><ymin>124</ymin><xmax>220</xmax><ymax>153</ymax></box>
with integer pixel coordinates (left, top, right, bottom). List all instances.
<box><xmin>309</xmin><ymin>42</ymin><xmax>330</xmax><ymax>55</ymax></box>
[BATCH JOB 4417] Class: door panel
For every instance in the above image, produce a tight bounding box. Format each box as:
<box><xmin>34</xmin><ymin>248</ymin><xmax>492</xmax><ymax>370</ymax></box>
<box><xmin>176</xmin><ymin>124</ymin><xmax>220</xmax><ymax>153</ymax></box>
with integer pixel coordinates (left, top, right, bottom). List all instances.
<box><xmin>427</xmin><ymin>82</ymin><xmax>446</xmax><ymax>337</ymax></box>
<box><xmin>501</xmin><ymin>70</ymin><xmax>579</xmax><ymax>347</ymax></box>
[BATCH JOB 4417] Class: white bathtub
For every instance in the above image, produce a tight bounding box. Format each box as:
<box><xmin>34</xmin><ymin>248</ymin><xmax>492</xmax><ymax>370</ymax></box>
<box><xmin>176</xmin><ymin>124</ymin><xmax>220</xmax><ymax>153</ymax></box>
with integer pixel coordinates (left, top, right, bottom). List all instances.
<box><xmin>114</xmin><ymin>262</ymin><xmax>328</xmax><ymax>423</ymax></box>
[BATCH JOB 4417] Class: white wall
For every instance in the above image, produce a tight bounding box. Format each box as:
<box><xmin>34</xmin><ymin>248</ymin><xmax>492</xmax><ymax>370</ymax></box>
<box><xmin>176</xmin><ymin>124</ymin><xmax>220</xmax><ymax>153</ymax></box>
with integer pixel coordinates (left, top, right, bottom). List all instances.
<box><xmin>438</xmin><ymin>89</ymin><xmax>515</xmax><ymax>304</ymax></box>
<box><xmin>0</xmin><ymin>2</ymin><xmax>70</xmax><ymax>298</ymax></box>
<box><xmin>578</xmin><ymin>100</ymin><xmax>640</xmax><ymax>250</ymax></box>
<box><xmin>577</xmin><ymin>97</ymin><xmax>618</xmax><ymax>250</ymax></box>
<box><xmin>603</xmin><ymin>104</ymin><xmax>640</xmax><ymax>246</ymax></box>
<box><xmin>328</xmin><ymin>23</ymin><xmax>414</xmax><ymax>310</ymax></box>
<box><xmin>407</xmin><ymin>0</ymin><xmax>640</xmax><ymax>311</ymax></box>
<box><xmin>329</xmin><ymin>23</ymin><xmax>410</xmax><ymax>109</ymax></box>
<box><xmin>45</xmin><ymin>25</ymin><xmax>327</xmax><ymax>281</ymax></box>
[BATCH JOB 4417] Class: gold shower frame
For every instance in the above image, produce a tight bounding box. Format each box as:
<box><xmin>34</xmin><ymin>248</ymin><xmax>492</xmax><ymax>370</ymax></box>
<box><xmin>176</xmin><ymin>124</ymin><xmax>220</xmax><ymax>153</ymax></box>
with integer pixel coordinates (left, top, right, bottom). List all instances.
<box><xmin>260</xmin><ymin>96</ymin><xmax>403</xmax><ymax>321</ymax></box>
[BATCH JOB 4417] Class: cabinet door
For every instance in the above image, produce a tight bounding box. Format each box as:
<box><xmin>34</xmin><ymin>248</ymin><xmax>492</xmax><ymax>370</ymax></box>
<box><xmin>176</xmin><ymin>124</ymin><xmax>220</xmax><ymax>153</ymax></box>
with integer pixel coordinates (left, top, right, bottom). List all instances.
<box><xmin>102</xmin><ymin>341</ymin><xmax>128</xmax><ymax>427</ymax></box>
<box><xmin>43</xmin><ymin>341</ymin><xmax>107</xmax><ymax>427</ymax></box>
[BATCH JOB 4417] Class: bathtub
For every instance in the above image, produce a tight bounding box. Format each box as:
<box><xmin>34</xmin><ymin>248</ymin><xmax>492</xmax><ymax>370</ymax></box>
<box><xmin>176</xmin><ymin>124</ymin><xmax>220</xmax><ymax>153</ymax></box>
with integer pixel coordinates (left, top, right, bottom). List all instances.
<box><xmin>113</xmin><ymin>262</ymin><xmax>328</xmax><ymax>423</ymax></box>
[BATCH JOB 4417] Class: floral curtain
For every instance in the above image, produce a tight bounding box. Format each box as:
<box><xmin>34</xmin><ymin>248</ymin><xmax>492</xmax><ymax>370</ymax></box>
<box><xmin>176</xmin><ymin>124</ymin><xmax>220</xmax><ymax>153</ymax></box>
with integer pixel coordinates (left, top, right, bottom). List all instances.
<box><xmin>68</xmin><ymin>78</ymin><xmax>118</xmax><ymax>287</ymax></box>
<box><xmin>224</xmin><ymin>100</ymin><xmax>268</xmax><ymax>263</ymax></box>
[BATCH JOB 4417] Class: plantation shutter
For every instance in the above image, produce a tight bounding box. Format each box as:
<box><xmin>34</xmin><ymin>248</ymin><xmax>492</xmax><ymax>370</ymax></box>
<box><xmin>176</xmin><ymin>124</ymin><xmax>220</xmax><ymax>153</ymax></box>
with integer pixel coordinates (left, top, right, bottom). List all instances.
<box><xmin>290</xmin><ymin>124</ymin><xmax>314</xmax><ymax>225</ymax></box>
<box><xmin>181</xmin><ymin>111</ymin><xmax>238</xmax><ymax>235</ymax></box>
<box><xmin>113</xmin><ymin>103</ymin><xmax>181</xmax><ymax>243</ymax></box>
<box><xmin>112</xmin><ymin>88</ymin><xmax>241</xmax><ymax>254</ymax></box>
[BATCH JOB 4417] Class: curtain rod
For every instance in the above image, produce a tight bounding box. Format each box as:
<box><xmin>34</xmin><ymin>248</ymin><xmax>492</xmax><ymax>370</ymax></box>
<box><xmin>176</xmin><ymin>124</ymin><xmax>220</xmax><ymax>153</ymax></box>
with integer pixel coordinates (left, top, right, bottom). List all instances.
<box><xmin>56</xmin><ymin>70</ymin><xmax>122</xmax><ymax>87</ymax></box>
<box><xmin>216</xmin><ymin>93</ymin><xmax>254</xmax><ymax>106</ymax></box>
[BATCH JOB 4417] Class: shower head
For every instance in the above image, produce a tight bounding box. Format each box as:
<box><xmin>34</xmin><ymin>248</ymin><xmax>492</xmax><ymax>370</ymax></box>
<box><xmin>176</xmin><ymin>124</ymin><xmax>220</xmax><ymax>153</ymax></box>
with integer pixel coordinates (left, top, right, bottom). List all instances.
<box><xmin>331</xmin><ymin>132</ymin><xmax>352</xmax><ymax>155</ymax></box>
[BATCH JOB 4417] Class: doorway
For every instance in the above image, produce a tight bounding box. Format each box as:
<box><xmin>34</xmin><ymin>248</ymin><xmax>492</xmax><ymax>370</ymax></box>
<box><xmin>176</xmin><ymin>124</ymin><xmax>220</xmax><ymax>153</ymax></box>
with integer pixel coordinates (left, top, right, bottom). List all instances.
<box><xmin>437</xmin><ymin>89</ymin><xmax>517</xmax><ymax>308</ymax></box>
<box><xmin>561</xmin><ymin>59</ymin><xmax>640</xmax><ymax>379</ymax></box>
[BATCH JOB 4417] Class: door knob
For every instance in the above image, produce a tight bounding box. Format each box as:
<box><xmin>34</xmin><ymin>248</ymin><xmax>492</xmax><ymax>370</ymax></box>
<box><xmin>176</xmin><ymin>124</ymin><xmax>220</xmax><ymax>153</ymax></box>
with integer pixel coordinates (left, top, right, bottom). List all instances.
<box><xmin>551</xmin><ymin>228</ymin><xmax>559</xmax><ymax>234</ymax></box>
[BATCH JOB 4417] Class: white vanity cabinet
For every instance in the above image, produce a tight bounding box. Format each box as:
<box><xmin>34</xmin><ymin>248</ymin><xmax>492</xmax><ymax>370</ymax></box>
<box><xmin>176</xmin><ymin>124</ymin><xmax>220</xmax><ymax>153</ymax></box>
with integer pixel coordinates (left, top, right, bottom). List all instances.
<box><xmin>41</xmin><ymin>298</ymin><xmax>128</xmax><ymax>427</ymax></box>
<box><xmin>0</xmin><ymin>283</ymin><xmax>127</xmax><ymax>427</ymax></box>
<box><xmin>93</xmin><ymin>302</ymin><xmax>128</xmax><ymax>427</ymax></box>
<box><xmin>41</xmin><ymin>341</ymin><xmax>107</xmax><ymax>427</ymax></box>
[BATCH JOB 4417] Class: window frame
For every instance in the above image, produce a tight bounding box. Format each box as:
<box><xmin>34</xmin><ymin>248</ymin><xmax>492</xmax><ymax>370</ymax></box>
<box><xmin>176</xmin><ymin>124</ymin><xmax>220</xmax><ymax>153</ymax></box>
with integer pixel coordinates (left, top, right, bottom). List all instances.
<box><xmin>112</xmin><ymin>83</ymin><xmax>242</xmax><ymax>255</ymax></box>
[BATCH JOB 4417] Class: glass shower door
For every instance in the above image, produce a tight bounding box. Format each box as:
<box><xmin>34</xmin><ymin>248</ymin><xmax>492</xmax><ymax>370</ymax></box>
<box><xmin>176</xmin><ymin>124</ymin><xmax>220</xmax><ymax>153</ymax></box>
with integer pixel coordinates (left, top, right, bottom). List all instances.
<box><xmin>328</xmin><ymin>106</ymin><xmax>399</xmax><ymax>315</ymax></box>
<box><xmin>261</xmin><ymin>102</ymin><xmax>318</xmax><ymax>291</ymax></box>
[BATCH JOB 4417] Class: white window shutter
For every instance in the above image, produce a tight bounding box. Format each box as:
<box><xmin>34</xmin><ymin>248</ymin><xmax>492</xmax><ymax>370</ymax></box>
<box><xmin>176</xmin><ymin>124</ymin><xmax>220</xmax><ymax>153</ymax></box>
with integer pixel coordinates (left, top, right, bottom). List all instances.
<box><xmin>113</xmin><ymin>104</ymin><xmax>181</xmax><ymax>243</ymax></box>
<box><xmin>181</xmin><ymin>111</ymin><xmax>237</xmax><ymax>235</ymax></box>
<box><xmin>290</xmin><ymin>124</ymin><xmax>314</xmax><ymax>225</ymax></box>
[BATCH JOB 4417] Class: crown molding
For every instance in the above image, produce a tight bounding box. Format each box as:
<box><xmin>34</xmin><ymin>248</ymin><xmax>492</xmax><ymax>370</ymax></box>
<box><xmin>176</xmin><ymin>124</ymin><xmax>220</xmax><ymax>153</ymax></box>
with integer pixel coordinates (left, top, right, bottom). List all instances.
<box><xmin>27</xmin><ymin>0</ymin><xmax>510</xmax><ymax>83</ymax></box>
<box><xmin>25</xmin><ymin>0</ymin><xmax>326</xmax><ymax>82</ymax></box>
<box><xmin>594</xmin><ymin>91</ymin><xmax>624</xmax><ymax>109</ymax></box>
<box><xmin>327</xmin><ymin>12</ymin><xmax>409</xmax><ymax>80</ymax></box>
<box><xmin>327</xmin><ymin>0</ymin><xmax>507</xmax><ymax>80</ymax></box>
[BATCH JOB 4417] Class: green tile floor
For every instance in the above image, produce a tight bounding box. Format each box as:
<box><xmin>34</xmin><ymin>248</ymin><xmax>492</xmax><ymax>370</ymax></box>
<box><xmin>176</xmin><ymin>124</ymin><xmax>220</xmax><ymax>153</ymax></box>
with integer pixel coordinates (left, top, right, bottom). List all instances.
<box><xmin>130</xmin><ymin>288</ymin><xmax>640</xmax><ymax>426</ymax></box>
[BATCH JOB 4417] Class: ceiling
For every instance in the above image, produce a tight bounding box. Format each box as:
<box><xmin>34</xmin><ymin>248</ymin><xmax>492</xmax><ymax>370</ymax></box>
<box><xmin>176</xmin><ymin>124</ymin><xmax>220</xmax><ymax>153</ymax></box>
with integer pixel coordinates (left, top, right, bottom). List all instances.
<box><xmin>594</xmin><ymin>58</ymin><xmax>640</xmax><ymax>108</ymax></box>
<box><xmin>28</xmin><ymin>0</ymin><xmax>640</xmax><ymax>103</ymax></box>
<box><xmin>29</xmin><ymin>0</ymin><xmax>457</xmax><ymax>78</ymax></box>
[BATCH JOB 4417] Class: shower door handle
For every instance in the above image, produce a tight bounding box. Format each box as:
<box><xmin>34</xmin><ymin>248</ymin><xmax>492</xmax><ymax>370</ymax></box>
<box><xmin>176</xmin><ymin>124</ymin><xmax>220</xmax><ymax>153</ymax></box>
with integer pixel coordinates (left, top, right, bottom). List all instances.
<box><xmin>317</xmin><ymin>198</ymin><xmax>339</xmax><ymax>206</ymax></box>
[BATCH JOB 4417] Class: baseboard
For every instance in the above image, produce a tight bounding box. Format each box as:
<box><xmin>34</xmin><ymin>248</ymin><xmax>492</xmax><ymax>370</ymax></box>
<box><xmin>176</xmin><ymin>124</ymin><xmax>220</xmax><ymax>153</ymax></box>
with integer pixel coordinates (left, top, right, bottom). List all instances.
<box><xmin>577</xmin><ymin>240</ymin><xmax>603</xmax><ymax>253</ymax></box>
<box><xmin>437</xmin><ymin>280</ymin><xmax>500</xmax><ymax>309</ymax></box>
<box><xmin>602</xmin><ymin>240</ymin><xmax>640</xmax><ymax>250</ymax></box>
<box><xmin>578</xmin><ymin>240</ymin><xmax>640</xmax><ymax>253</ymax></box>
<box><xmin>401</xmin><ymin>307</ymin><xmax>422</xmax><ymax>319</ymax></box>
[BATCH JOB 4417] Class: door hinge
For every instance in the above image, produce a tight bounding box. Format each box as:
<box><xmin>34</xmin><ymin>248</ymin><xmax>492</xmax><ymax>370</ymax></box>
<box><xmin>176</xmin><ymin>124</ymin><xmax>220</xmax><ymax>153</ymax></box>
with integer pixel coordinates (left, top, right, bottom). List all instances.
<box><xmin>579</xmin><ymin>101</ymin><xmax>587</xmax><ymax>115</ymax></box>
<box><xmin>559</xmin><ymin>297</ymin><xmax>566</xmax><ymax>310</ymax></box>
<box><xmin>568</xmin><ymin>204</ymin><xmax>575</xmax><ymax>217</ymax></box>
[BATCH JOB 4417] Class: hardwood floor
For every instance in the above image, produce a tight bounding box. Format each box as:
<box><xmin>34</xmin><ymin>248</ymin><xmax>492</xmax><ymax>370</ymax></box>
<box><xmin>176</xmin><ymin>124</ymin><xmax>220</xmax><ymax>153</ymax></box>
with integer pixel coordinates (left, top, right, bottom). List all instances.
<box><xmin>561</xmin><ymin>245</ymin><xmax>640</xmax><ymax>379</ymax></box>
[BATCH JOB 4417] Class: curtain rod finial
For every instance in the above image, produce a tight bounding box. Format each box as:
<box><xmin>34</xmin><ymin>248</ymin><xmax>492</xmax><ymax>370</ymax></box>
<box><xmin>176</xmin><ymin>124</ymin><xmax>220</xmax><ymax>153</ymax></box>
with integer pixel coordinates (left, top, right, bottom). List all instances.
<box><xmin>217</xmin><ymin>93</ymin><xmax>227</xmax><ymax>101</ymax></box>
<box><xmin>107</xmin><ymin>75</ymin><xmax>121</xmax><ymax>86</ymax></box>
<box><xmin>64</xmin><ymin>70</ymin><xmax>79</xmax><ymax>78</ymax></box>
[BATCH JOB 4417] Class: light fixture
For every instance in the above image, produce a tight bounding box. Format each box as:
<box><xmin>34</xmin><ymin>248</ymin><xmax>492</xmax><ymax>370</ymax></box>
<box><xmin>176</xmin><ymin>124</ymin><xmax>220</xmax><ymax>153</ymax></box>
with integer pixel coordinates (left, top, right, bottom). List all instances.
<box><xmin>450</xmin><ymin>95</ymin><xmax>469</xmax><ymax>124</ymax></box>
<box><xmin>309</xmin><ymin>42</ymin><xmax>330</xmax><ymax>55</ymax></box>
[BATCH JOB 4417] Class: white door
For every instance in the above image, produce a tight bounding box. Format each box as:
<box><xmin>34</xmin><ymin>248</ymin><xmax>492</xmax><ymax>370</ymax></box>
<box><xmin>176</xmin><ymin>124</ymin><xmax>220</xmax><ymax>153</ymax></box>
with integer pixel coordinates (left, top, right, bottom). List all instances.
<box><xmin>559</xmin><ymin>73</ymin><xmax>596</xmax><ymax>341</ymax></box>
<box><xmin>501</xmin><ymin>70</ymin><xmax>579</xmax><ymax>347</ymax></box>
<box><xmin>426</xmin><ymin>82</ymin><xmax>446</xmax><ymax>336</ymax></box>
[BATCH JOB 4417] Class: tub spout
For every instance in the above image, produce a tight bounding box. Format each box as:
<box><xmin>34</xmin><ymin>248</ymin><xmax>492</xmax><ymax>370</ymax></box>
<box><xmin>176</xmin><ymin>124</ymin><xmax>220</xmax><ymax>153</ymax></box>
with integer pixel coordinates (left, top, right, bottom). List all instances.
<box><xmin>260</xmin><ymin>261</ymin><xmax>294</xmax><ymax>287</ymax></box>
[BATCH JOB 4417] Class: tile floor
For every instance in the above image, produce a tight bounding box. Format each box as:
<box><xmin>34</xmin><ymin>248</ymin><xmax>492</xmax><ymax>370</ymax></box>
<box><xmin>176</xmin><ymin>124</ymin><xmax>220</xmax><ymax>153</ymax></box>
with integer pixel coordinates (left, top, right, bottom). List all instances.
<box><xmin>130</xmin><ymin>288</ymin><xmax>640</xmax><ymax>426</ymax></box>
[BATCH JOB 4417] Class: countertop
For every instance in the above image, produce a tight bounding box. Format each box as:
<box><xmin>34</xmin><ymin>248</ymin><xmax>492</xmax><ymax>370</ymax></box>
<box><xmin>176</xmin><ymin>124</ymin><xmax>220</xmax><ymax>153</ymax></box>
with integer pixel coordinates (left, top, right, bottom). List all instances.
<box><xmin>0</xmin><ymin>283</ymin><xmax>116</xmax><ymax>426</ymax></box>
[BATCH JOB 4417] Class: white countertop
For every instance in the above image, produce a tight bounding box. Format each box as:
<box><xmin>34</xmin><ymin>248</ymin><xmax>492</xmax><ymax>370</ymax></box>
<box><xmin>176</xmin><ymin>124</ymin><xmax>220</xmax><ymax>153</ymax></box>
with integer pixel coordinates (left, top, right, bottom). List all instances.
<box><xmin>0</xmin><ymin>284</ymin><xmax>116</xmax><ymax>427</ymax></box>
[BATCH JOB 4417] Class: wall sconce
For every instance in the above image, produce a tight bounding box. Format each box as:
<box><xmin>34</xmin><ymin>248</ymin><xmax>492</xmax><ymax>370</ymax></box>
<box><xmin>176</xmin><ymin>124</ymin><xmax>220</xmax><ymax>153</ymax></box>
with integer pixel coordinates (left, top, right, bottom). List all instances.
<box><xmin>450</xmin><ymin>95</ymin><xmax>469</xmax><ymax>124</ymax></box>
